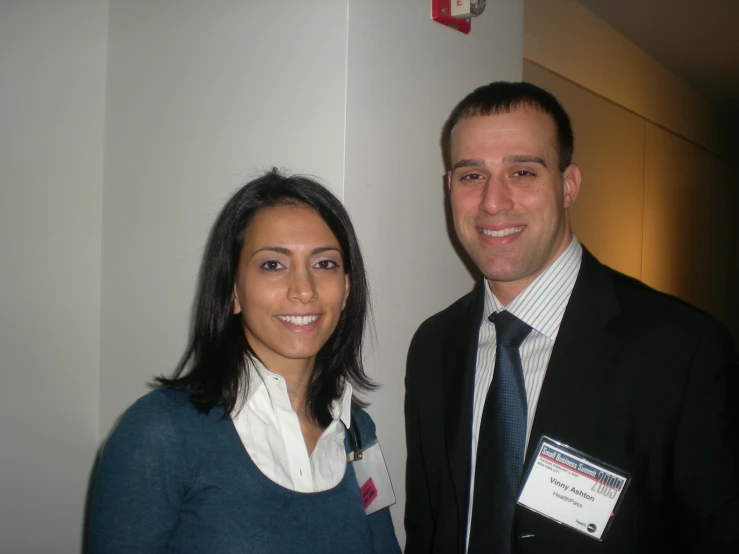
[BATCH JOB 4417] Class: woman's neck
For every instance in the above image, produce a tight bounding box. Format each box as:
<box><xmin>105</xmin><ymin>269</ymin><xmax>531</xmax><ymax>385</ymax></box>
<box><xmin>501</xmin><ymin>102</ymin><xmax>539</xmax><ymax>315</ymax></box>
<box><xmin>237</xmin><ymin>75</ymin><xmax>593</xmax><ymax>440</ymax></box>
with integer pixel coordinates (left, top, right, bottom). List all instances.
<box><xmin>269</xmin><ymin>358</ymin><xmax>325</xmax><ymax>455</ymax></box>
<box><xmin>266</xmin><ymin>357</ymin><xmax>314</xmax><ymax>414</ymax></box>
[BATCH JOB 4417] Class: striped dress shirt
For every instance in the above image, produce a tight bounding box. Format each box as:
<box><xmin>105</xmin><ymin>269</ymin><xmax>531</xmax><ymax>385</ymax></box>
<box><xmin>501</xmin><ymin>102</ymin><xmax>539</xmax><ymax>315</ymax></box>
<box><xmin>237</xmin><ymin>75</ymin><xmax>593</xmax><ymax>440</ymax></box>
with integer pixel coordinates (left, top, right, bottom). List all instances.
<box><xmin>465</xmin><ymin>236</ymin><xmax>583</xmax><ymax>549</ymax></box>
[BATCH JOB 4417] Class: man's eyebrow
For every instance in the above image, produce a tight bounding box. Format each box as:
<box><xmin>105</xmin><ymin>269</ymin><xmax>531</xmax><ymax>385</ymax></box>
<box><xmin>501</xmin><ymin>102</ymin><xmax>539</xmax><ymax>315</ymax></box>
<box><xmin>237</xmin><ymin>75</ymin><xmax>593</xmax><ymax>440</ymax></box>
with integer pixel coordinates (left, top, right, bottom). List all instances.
<box><xmin>452</xmin><ymin>158</ymin><xmax>486</xmax><ymax>171</ymax></box>
<box><xmin>503</xmin><ymin>154</ymin><xmax>547</xmax><ymax>167</ymax></box>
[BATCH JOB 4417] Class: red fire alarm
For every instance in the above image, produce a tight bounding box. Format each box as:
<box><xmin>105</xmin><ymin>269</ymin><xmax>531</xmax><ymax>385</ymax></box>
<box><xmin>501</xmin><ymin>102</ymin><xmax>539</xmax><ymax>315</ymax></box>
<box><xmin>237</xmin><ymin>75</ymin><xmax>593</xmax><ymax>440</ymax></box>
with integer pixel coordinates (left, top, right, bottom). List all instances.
<box><xmin>431</xmin><ymin>0</ymin><xmax>471</xmax><ymax>35</ymax></box>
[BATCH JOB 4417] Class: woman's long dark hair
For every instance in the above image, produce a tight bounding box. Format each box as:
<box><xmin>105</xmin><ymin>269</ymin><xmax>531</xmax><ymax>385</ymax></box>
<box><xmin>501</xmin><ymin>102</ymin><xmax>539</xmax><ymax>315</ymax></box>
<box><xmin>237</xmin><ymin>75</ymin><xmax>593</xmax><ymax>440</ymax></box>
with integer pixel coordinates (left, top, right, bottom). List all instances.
<box><xmin>156</xmin><ymin>168</ymin><xmax>375</xmax><ymax>426</ymax></box>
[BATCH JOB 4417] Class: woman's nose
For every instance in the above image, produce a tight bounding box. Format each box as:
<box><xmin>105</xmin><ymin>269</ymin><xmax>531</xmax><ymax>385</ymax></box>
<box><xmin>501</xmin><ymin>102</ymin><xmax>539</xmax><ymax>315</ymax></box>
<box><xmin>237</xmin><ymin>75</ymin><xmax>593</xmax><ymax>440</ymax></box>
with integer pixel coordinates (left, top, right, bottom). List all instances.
<box><xmin>287</xmin><ymin>268</ymin><xmax>317</xmax><ymax>303</ymax></box>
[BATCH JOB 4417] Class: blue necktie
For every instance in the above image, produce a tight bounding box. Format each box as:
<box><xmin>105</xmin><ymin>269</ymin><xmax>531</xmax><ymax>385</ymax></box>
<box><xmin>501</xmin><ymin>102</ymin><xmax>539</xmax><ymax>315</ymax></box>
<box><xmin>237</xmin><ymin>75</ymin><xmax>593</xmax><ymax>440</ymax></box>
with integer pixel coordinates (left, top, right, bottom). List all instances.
<box><xmin>468</xmin><ymin>310</ymin><xmax>532</xmax><ymax>554</ymax></box>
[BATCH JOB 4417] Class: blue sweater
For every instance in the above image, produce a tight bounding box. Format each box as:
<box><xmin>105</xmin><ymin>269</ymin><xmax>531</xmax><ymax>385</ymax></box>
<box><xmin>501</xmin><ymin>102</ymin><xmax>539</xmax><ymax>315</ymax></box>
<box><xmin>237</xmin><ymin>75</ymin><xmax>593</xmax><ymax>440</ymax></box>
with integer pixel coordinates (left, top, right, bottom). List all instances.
<box><xmin>89</xmin><ymin>389</ymin><xmax>400</xmax><ymax>553</ymax></box>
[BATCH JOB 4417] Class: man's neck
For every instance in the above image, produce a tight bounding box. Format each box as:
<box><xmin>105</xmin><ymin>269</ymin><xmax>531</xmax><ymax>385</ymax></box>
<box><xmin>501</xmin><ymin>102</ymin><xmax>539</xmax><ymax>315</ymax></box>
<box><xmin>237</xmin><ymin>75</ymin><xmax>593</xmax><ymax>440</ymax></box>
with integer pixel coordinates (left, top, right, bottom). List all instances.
<box><xmin>486</xmin><ymin>232</ymin><xmax>576</xmax><ymax>306</ymax></box>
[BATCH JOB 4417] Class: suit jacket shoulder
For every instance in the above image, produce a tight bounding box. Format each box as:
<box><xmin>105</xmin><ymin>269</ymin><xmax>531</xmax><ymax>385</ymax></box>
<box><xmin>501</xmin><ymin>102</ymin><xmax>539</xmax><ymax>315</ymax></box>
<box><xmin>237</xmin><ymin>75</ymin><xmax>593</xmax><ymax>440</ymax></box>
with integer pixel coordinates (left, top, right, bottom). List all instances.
<box><xmin>411</xmin><ymin>286</ymin><xmax>480</xmax><ymax>341</ymax></box>
<box><xmin>407</xmin><ymin>284</ymin><xmax>483</xmax><ymax>375</ymax></box>
<box><xmin>584</xmin><ymin>255</ymin><xmax>737</xmax><ymax>358</ymax></box>
<box><xmin>519</xmin><ymin>248</ymin><xmax>739</xmax><ymax>553</ymax></box>
<box><xmin>610</xmin><ymin>266</ymin><xmax>731</xmax><ymax>333</ymax></box>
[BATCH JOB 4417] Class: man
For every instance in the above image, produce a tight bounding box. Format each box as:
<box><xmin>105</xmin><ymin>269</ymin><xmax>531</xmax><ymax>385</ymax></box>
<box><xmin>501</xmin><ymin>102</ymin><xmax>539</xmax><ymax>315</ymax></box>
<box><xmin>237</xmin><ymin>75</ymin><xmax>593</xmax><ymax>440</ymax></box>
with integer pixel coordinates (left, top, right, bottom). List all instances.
<box><xmin>404</xmin><ymin>81</ymin><xmax>739</xmax><ymax>553</ymax></box>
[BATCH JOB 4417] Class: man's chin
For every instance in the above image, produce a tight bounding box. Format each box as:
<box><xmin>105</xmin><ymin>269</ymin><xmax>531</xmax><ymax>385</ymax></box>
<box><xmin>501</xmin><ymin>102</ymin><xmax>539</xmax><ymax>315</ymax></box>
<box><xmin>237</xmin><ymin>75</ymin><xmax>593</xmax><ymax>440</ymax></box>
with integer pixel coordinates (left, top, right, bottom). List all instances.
<box><xmin>480</xmin><ymin>262</ymin><xmax>529</xmax><ymax>285</ymax></box>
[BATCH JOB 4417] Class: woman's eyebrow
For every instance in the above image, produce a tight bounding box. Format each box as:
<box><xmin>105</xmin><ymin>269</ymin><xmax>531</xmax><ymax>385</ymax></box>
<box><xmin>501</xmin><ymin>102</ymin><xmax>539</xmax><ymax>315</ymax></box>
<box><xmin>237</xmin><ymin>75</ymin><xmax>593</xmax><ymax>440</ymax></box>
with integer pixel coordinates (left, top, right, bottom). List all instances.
<box><xmin>255</xmin><ymin>246</ymin><xmax>291</xmax><ymax>255</ymax></box>
<box><xmin>312</xmin><ymin>246</ymin><xmax>341</xmax><ymax>255</ymax></box>
<box><xmin>253</xmin><ymin>246</ymin><xmax>341</xmax><ymax>255</ymax></box>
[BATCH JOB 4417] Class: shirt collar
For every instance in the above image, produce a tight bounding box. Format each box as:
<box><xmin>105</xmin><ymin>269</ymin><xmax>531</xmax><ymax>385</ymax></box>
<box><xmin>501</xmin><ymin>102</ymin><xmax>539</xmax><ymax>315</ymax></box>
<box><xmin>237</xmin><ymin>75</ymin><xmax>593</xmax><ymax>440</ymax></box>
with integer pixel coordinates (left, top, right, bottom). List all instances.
<box><xmin>482</xmin><ymin>235</ymin><xmax>583</xmax><ymax>340</ymax></box>
<box><xmin>244</xmin><ymin>356</ymin><xmax>353</xmax><ymax>428</ymax></box>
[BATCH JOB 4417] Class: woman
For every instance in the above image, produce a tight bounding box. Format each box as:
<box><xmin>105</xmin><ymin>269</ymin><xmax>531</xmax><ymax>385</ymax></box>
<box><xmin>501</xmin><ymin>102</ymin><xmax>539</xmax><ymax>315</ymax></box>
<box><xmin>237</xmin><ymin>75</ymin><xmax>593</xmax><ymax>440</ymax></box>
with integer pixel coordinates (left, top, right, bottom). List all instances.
<box><xmin>89</xmin><ymin>169</ymin><xmax>400</xmax><ymax>553</ymax></box>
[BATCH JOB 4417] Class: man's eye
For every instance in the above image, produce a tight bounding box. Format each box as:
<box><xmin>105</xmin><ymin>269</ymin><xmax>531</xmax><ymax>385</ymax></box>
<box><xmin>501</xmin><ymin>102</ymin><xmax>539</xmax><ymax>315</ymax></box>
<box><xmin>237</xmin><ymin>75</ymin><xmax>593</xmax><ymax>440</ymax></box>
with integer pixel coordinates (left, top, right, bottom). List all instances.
<box><xmin>460</xmin><ymin>173</ymin><xmax>484</xmax><ymax>181</ymax></box>
<box><xmin>513</xmin><ymin>170</ymin><xmax>534</xmax><ymax>177</ymax></box>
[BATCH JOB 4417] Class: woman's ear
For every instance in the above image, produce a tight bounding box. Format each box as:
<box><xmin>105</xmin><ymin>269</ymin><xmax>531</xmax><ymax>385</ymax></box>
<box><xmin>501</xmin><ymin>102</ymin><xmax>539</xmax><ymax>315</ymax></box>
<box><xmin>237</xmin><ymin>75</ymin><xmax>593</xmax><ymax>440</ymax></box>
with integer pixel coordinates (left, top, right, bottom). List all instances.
<box><xmin>233</xmin><ymin>284</ymin><xmax>242</xmax><ymax>315</ymax></box>
<box><xmin>342</xmin><ymin>274</ymin><xmax>350</xmax><ymax>311</ymax></box>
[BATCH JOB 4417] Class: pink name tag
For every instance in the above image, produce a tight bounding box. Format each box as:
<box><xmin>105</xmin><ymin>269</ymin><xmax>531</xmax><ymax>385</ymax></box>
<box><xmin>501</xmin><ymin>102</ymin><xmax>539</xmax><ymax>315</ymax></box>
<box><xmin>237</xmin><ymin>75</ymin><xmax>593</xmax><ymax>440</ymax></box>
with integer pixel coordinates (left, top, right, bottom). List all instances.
<box><xmin>360</xmin><ymin>478</ymin><xmax>378</xmax><ymax>509</ymax></box>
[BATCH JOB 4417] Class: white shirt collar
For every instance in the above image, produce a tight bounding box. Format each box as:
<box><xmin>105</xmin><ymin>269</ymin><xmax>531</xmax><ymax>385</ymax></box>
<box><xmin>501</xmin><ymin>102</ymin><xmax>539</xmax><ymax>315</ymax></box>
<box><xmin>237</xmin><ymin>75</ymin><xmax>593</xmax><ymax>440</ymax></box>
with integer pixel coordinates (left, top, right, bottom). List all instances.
<box><xmin>243</xmin><ymin>356</ymin><xmax>353</xmax><ymax>428</ymax></box>
<box><xmin>483</xmin><ymin>235</ymin><xmax>583</xmax><ymax>340</ymax></box>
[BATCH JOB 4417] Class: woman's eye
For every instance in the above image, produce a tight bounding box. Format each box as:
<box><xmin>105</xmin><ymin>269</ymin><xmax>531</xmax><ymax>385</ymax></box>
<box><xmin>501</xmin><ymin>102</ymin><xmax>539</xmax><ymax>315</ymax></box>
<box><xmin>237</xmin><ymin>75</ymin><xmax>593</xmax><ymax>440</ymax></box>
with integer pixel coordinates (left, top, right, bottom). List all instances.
<box><xmin>315</xmin><ymin>259</ymin><xmax>339</xmax><ymax>270</ymax></box>
<box><xmin>260</xmin><ymin>260</ymin><xmax>285</xmax><ymax>271</ymax></box>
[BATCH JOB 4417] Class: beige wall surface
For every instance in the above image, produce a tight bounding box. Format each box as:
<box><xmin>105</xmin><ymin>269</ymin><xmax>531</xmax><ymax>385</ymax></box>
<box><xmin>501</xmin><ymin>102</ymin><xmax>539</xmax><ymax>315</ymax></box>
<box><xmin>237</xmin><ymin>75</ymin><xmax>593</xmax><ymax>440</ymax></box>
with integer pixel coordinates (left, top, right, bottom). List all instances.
<box><xmin>524</xmin><ymin>48</ymin><xmax>738</xmax><ymax>342</ymax></box>
<box><xmin>641</xmin><ymin>123</ymin><xmax>732</xmax><ymax>324</ymax></box>
<box><xmin>524</xmin><ymin>62</ymin><xmax>645</xmax><ymax>279</ymax></box>
<box><xmin>524</xmin><ymin>0</ymin><xmax>721</xmax><ymax>155</ymax></box>
<box><xmin>729</xmin><ymin>182</ymin><xmax>739</xmax><ymax>341</ymax></box>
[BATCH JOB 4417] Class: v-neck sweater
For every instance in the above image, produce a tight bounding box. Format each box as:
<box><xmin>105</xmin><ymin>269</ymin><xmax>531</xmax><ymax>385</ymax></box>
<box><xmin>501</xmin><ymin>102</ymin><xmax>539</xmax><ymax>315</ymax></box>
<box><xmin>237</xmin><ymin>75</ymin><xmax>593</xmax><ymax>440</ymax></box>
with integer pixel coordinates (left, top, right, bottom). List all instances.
<box><xmin>89</xmin><ymin>388</ymin><xmax>400</xmax><ymax>554</ymax></box>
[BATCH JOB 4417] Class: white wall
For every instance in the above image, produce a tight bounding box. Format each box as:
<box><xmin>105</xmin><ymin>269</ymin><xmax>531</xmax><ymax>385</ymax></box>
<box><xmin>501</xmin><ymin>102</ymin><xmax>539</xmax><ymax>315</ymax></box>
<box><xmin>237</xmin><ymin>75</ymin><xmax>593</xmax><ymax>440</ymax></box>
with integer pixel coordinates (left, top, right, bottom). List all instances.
<box><xmin>100</xmin><ymin>0</ymin><xmax>523</xmax><ymax>545</ymax></box>
<box><xmin>343</xmin><ymin>1</ymin><xmax>523</xmax><ymax>537</ymax></box>
<box><xmin>99</xmin><ymin>0</ymin><xmax>349</xmax><ymax>434</ymax></box>
<box><xmin>0</xmin><ymin>1</ymin><xmax>108</xmax><ymax>553</ymax></box>
<box><xmin>1</xmin><ymin>0</ymin><xmax>523</xmax><ymax>551</ymax></box>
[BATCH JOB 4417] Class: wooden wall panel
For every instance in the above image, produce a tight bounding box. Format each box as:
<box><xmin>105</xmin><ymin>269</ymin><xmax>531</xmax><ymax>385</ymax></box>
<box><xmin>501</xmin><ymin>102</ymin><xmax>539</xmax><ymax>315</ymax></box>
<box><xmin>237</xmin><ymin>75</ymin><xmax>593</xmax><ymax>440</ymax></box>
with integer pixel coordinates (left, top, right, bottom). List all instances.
<box><xmin>524</xmin><ymin>62</ymin><xmax>645</xmax><ymax>279</ymax></box>
<box><xmin>524</xmin><ymin>63</ymin><xmax>737</xmax><ymax>338</ymax></box>
<box><xmin>524</xmin><ymin>0</ymin><xmax>720</xmax><ymax>154</ymax></box>
<box><xmin>641</xmin><ymin>123</ymin><xmax>732</xmax><ymax>323</ymax></box>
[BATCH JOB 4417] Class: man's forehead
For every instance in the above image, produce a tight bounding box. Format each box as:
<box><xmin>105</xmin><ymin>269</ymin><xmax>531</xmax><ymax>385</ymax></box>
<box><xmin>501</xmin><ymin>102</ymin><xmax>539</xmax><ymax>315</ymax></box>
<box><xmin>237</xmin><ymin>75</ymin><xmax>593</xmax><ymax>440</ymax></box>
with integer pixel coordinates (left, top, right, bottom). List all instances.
<box><xmin>454</xmin><ymin>107</ymin><xmax>555</xmax><ymax>131</ymax></box>
<box><xmin>451</xmin><ymin>154</ymin><xmax>548</xmax><ymax>171</ymax></box>
<box><xmin>450</xmin><ymin>109</ymin><xmax>558</xmax><ymax>153</ymax></box>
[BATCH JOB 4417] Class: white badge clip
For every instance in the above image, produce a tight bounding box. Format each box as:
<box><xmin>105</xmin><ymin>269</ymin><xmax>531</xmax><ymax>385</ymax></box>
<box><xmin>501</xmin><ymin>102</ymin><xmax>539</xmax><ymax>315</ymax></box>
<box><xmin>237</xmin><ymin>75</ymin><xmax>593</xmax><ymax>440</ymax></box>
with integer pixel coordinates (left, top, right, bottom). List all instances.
<box><xmin>517</xmin><ymin>436</ymin><xmax>631</xmax><ymax>540</ymax></box>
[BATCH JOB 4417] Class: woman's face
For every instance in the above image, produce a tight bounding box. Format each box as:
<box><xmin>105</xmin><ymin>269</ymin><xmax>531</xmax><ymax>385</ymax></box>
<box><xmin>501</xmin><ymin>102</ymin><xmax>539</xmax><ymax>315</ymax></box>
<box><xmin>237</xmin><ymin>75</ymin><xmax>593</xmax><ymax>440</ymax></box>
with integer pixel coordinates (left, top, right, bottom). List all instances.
<box><xmin>233</xmin><ymin>204</ymin><xmax>350</xmax><ymax>373</ymax></box>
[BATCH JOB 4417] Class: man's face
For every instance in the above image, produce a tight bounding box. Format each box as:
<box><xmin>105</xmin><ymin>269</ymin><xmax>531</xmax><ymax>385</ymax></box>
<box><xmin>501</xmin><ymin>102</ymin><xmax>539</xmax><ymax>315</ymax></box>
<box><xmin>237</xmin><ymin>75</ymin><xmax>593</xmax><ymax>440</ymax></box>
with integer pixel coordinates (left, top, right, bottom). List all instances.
<box><xmin>448</xmin><ymin>108</ymin><xmax>580</xmax><ymax>304</ymax></box>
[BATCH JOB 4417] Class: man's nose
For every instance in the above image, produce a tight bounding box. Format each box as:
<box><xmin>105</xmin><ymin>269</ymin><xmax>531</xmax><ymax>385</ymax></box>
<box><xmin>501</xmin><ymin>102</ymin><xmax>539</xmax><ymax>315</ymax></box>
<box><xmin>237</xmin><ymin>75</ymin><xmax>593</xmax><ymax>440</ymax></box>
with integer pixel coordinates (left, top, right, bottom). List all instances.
<box><xmin>479</xmin><ymin>178</ymin><xmax>514</xmax><ymax>214</ymax></box>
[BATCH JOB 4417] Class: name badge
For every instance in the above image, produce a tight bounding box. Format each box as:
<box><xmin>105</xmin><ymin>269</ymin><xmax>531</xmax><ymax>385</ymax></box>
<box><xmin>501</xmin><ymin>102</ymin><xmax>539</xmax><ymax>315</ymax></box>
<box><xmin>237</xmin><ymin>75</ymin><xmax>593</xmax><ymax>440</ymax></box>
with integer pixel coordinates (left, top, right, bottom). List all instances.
<box><xmin>517</xmin><ymin>436</ymin><xmax>630</xmax><ymax>540</ymax></box>
<box><xmin>351</xmin><ymin>440</ymin><xmax>396</xmax><ymax>515</ymax></box>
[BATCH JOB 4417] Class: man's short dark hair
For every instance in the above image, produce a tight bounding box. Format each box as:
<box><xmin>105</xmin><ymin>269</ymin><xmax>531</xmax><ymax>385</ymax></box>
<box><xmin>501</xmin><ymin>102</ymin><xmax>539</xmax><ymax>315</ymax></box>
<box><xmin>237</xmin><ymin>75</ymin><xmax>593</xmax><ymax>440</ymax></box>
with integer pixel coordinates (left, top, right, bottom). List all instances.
<box><xmin>441</xmin><ymin>81</ymin><xmax>574</xmax><ymax>172</ymax></box>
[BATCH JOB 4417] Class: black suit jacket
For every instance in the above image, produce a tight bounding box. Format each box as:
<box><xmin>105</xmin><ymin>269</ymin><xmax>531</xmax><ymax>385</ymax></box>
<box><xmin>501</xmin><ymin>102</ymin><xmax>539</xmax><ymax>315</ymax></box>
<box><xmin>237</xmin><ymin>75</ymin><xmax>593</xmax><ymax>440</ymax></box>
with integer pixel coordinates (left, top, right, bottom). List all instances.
<box><xmin>404</xmin><ymin>249</ymin><xmax>739</xmax><ymax>553</ymax></box>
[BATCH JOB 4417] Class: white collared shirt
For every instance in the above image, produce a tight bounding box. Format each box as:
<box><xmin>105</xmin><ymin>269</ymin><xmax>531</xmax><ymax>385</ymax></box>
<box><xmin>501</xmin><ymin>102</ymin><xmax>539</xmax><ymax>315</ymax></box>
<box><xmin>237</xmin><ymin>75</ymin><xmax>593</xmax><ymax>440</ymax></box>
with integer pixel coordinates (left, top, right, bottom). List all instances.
<box><xmin>466</xmin><ymin>235</ymin><xmax>583</xmax><ymax>549</ymax></box>
<box><xmin>231</xmin><ymin>358</ymin><xmax>353</xmax><ymax>493</ymax></box>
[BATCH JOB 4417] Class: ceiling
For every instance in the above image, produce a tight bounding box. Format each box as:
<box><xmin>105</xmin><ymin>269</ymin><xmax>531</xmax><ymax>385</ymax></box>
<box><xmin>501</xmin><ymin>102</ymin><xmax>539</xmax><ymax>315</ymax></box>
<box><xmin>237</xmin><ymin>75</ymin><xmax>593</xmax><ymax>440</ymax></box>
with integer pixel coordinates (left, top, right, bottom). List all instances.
<box><xmin>576</xmin><ymin>0</ymin><xmax>739</xmax><ymax>121</ymax></box>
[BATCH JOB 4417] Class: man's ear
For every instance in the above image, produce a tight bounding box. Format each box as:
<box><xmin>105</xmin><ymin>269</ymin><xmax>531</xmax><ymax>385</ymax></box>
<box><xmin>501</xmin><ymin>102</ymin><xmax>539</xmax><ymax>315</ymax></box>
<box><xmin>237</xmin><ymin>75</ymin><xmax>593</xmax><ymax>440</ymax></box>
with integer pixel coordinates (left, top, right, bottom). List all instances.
<box><xmin>447</xmin><ymin>170</ymin><xmax>453</xmax><ymax>192</ymax></box>
<box><xmin>562</xmin><ymin>164</ymin><xmax>581</xmax><ymax>208</ymax></box>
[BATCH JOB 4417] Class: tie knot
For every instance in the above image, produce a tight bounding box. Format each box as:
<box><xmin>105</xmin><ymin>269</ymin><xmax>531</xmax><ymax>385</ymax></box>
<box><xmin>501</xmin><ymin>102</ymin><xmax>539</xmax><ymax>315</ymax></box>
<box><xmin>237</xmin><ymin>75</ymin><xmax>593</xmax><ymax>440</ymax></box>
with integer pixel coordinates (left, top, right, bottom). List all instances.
<box><xmin>489</xmin><ymin>310</ymin><xmax>532</xmax><ymax>348</ymax></box>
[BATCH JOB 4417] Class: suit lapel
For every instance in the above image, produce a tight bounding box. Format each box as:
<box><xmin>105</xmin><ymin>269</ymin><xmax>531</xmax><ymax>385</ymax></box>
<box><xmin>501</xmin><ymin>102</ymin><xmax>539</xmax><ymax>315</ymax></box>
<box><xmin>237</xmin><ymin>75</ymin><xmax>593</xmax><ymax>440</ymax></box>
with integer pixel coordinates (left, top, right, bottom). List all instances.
<box><xmin>442</xmin><ymin>250</ymin><xmax>623</xmax><ymax>542</ymax></box>
<box><xmin>443</xmin><ymin>281</ymin><xmax>485</xmax><ymax>544</ymax></box>
<box><xmin>525</xmin><ymin>249</ymin><xmax>621</xmax><ymax>467</ymax></box>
